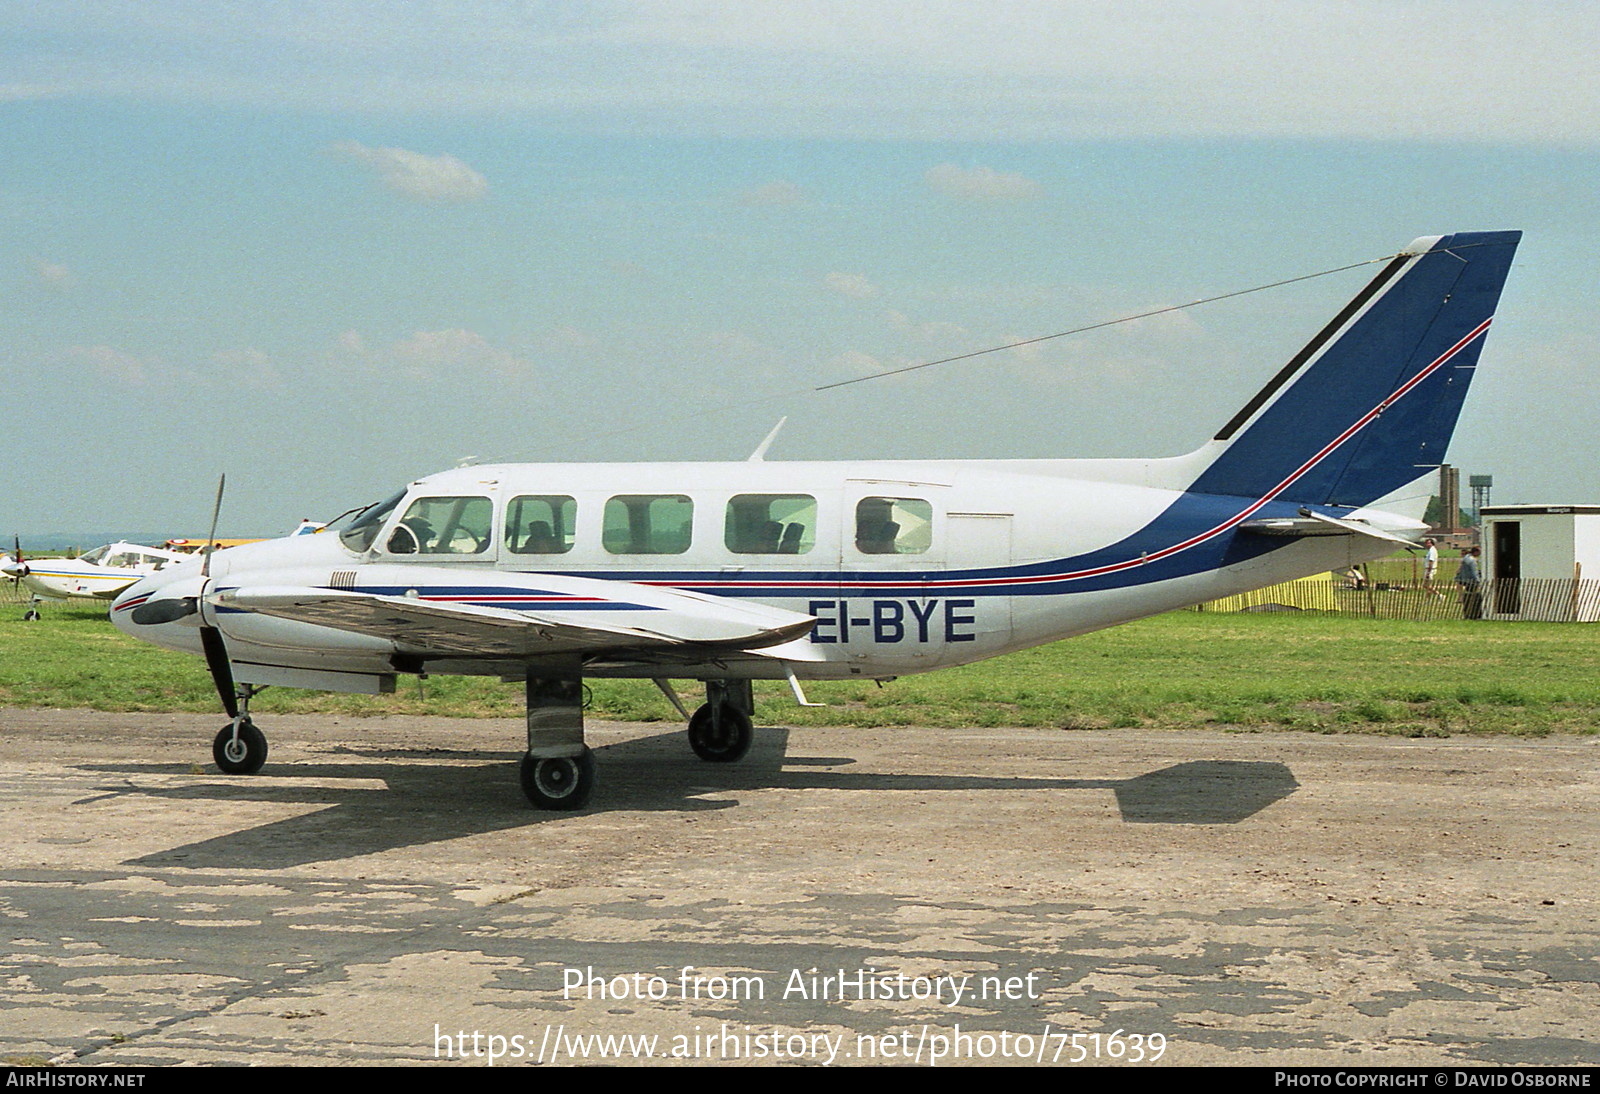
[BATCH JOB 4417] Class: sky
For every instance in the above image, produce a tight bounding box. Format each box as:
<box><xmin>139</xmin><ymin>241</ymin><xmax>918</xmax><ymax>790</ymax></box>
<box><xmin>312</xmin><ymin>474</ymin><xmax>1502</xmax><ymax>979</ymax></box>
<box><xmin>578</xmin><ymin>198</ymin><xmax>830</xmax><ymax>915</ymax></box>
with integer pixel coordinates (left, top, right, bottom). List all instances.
<box><xmin>4</xmin><ymin>1</ymin><xmax>1599</xmax><ymax>538</ymax></box>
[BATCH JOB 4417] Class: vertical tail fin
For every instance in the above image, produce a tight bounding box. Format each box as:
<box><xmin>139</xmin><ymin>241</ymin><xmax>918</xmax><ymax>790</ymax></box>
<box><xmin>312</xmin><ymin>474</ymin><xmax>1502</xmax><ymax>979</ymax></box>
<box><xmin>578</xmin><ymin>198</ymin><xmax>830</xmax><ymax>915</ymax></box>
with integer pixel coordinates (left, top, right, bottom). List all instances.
<box><xmin>1190</xmin><ymin>230</ymin><xmax>1520</xmax><ymax>507</ymax></box>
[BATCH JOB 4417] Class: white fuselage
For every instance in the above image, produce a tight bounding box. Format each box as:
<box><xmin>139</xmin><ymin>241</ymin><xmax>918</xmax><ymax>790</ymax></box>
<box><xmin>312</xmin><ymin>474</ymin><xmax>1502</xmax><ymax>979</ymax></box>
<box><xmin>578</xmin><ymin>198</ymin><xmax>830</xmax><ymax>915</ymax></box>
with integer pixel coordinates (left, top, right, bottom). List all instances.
<box><xmin>112</xmin><ymin>456</ymin><xmax>1415</xmax><ymax>684</ymax></box>
<box><xmin>6</xmin><ymin>542</ymin><xmax>184</xmax><ymax>603</ymax></box>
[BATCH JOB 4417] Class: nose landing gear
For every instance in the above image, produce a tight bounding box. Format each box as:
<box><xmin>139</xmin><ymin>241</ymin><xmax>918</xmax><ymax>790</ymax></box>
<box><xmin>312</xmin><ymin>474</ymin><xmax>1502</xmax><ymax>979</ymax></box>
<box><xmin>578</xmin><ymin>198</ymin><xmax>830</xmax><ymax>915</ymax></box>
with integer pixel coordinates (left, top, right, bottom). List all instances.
<box><xmin>213</xmin><ymin>718</ymin><xmax>268</xmax><ymax>774</ymax></box>
<box><xmin>211</xmin><ymin>684</ymin><xmax>268</xmax><ymax>775</ymax></box>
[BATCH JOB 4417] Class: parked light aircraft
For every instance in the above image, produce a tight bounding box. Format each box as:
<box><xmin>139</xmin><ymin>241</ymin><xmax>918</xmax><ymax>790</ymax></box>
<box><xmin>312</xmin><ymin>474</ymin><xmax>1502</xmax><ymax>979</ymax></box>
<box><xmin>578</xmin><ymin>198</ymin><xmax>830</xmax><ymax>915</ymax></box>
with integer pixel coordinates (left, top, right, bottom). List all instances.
<box><xmin>112</xmin><ymin>231</ymin><xmax>1521</xmax><ymax>809</ymax></box>
<box><xmin>4</xmin><ymin>540</ymin><xmax>186</xmax><ymax>619</ymax></box>
<box><xmin>164</xmin><ymin>521</ymin><xmax>324</xmax><ymax>554</ymax></box>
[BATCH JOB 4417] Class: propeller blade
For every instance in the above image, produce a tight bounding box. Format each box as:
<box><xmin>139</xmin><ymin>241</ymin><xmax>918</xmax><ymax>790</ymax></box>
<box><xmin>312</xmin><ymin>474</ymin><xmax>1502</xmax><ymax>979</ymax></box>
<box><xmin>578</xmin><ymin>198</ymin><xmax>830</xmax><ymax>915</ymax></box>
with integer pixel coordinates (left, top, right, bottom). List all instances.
<box><xmin>202</xmin><ymin>474</ymin><xmax>225</xmax><ymax>579</ymax></box>
<box><xmin>194</xmin><ymin>478</ymin><xmax>239</xmax><ymax>719</ymax></box>
<box><xmin>130</xmin><ymin>597</ymin><xmax>198</xmax><ymax>626</ymax></box>
<box><xmin>199</xmin><ymin>624</ymin><xmax>239</xmax><ymax>719</ymax></box>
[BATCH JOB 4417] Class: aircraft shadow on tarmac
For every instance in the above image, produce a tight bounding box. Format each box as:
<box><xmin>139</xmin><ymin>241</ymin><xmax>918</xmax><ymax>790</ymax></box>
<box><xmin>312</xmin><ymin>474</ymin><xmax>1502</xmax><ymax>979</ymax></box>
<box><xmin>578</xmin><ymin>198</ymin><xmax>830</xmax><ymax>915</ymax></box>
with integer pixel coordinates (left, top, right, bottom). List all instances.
<box><xmin>71</xmin><ymin>727</ymin><xmax>1298</xmax><ymax>870</ymax></box>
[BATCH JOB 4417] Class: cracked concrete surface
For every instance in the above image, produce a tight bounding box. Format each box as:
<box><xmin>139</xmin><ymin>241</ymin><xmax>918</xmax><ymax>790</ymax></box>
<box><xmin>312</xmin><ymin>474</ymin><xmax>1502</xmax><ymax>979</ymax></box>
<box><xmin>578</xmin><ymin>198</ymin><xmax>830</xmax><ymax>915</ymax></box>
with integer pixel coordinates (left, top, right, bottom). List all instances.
<box><xmin>1</xmin><ymin>708</ymin><xmax>1595</xmax><ymax>1066</ymax></box>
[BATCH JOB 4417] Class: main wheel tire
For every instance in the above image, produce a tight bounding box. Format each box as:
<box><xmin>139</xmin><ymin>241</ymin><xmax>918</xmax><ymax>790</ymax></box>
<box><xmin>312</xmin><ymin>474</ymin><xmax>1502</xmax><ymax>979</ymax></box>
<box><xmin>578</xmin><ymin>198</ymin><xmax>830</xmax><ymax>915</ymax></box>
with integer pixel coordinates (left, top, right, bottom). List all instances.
<box><xmin>688</xmin><ymin>702</ymin><xmax>753</xmax><ymax>763</ymax></box>
<box><xmin>520</xmin><ymin>746</ymin><xmax>595</xmax><ymax>810</ymax></box>
<box><xmin>213</xmin><ymin>720</ymin><xmax>268</xmax><ymax>775</ymax></box>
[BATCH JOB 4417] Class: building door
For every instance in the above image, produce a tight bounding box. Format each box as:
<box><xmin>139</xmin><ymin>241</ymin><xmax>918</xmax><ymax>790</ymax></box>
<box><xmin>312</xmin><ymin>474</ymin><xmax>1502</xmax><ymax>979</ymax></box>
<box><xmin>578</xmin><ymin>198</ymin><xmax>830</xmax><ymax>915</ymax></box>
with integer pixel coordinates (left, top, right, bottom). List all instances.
<box><xmin>1492</xmin><ymin>520</ymin><xmax>1521</xmax><ymax>615</ymax></box>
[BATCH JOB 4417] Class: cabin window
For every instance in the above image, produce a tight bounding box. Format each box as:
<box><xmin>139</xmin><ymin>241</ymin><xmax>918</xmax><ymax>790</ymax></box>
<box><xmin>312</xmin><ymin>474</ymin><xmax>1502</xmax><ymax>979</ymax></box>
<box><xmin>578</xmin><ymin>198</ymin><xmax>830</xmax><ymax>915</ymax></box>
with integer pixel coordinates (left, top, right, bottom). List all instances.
<box><xmin>854</xmin><ymin>497</ymin><xmax>933</xmax><ymax>555</ymax></box>
<box><xmin>506</xmin><ymin>495</ymin><xmax>577</xmax><ymax>555</ymax></box>
<box><xmin>386</xmin><ymin>495</ymin><xmax>494</xmax><ymax>555</ymax></box>
<box><xmin>725</xmin><ymin>494</ymin><xmax>816</xmax><ymax>554</ymax></box>
<box><xmin>603</xmin><ymin>495</ymin><xmax>693</xmax><ymax>555</ymax></box>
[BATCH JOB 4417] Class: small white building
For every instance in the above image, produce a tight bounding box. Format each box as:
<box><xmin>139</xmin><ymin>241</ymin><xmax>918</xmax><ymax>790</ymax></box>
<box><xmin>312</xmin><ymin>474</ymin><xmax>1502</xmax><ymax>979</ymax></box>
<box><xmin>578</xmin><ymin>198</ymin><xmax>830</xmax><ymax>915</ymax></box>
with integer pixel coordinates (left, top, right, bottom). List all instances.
<box><xmin>1479</xmin><ymin>505</ymin><xmax>1600</xmax><ymax>622</ymax></box>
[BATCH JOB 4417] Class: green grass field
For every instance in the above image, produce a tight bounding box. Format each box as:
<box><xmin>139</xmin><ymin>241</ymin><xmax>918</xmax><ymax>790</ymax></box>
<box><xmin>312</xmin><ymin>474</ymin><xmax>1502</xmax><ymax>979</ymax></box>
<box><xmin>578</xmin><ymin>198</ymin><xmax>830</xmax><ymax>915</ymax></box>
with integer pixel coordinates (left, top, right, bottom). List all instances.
<box><xmin>3</xmin><ymin>602</ymin><xmax>1598</xmax><ymax>736</ymax></box>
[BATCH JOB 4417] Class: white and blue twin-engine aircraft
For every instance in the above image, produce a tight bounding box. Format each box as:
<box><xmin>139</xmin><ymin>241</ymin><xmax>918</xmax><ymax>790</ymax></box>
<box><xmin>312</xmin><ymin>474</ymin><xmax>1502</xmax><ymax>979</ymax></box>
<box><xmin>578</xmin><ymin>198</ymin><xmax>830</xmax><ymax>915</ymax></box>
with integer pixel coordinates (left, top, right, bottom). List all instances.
<box><xmin>114</xmin><ymin>231</ymin><xmax>1521</xmax><ymax>809</ymax></box>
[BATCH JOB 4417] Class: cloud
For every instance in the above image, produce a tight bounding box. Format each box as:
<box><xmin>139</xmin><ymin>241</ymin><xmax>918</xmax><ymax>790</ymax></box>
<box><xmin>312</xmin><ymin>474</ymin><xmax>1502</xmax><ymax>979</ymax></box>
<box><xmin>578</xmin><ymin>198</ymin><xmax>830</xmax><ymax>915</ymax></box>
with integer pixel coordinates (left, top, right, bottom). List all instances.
<box><xmin>706</xmin><ymin>329</ymin><xmax>772</xmax><ymax>357</ymax></box>
<box><xmin>824</xmin><ymin>272</ymin><xmax>879</xmax><ymax>300</ymax></box>
<box><xmin>0</xmin><ymin>83</ymin><xmax>68</xmax><ymax>103</ymax></box>
<box><xmin>824</xmin><ymin>348</ymin><xmax>885</xmax><ymax>380</ymax></box>
<box><xmin>735</xmin><ymin>180</ymin><xmax>808</xmax><ymax>206</ymax></box>
<box><xmin>8</xmin><ymin>7</ymin><xmax>1600</xmax><ymax>142</ymax></box>
<box><xmin>212</xmin><ymin>346</ymin><xmax>281</xmax><ymax>389</ymax></box>
<box><xmin>541</xmin><ymin>324</ymin><xmax>598</xmax><ymax>351</ymax></box>
<box><xmin>925</xmin><ymin>164</ymin><xmax>1042</xmax><ymax>202</ymax></box>
<box><xmin>32</xmin><ymin>260</ymin><xmax>75</xmax><ymax>292</ymax></box>
<box><xmin>338</xmin><ymin>328</ymin><xmax>532</xmax><ymax>380</ymax></box>
<box><xmin>330</xmin><ymin>142</ymin><xmax>488</xmax><ymax>202</ymax></box>
<box><xmin>68</xmin><ymin>345</ymin><xmax>150</xmax><ymax>384</ymax></box>
<box><xmin>393</xmin><ymin>329</ymin><xmax>531</xmax><ymax>377</ymax></box>
<box><xmin>886</xmin><ymin>310</ymin><xmax>969</xmax><ymax>344</ymax></box>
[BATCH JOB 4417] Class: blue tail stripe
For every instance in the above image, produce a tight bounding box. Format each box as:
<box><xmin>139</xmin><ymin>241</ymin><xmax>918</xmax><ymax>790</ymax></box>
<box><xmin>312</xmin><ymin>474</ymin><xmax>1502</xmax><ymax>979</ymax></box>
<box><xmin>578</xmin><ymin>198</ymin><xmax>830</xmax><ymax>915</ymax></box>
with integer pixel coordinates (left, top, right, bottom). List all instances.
<box><xmin>1190</xmin><ymin>230</ymin><xmax>1520</xmax><ymax>507</ymax></box>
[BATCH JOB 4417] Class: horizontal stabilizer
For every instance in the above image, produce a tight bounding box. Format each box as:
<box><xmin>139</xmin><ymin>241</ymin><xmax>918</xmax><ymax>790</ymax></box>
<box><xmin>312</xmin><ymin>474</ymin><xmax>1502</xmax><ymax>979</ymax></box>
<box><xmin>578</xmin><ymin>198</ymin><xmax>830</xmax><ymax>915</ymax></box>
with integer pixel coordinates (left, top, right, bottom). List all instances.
<box><xmin>1238</xmin><ymin>509</ymin><xmax>1419</xmax><ymax>547</ymax></box>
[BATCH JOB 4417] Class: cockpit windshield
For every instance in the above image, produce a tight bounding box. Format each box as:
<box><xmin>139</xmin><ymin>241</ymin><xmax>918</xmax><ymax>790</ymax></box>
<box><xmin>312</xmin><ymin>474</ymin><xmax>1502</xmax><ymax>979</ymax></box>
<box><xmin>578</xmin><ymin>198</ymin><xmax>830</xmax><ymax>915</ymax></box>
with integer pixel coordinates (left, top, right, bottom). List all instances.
<box><xmin>337</xmin><ymin>490</ymin><xmax>406</xmax><ymax>553</ymax></box>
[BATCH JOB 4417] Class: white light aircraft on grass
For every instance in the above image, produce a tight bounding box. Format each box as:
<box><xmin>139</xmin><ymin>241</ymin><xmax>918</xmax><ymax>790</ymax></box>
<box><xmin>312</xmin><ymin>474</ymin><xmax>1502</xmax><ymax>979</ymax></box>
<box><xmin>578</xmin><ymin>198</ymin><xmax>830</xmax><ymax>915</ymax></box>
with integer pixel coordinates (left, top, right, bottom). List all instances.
<box><xmin>3</xmin><ymin>539</ymin><xmax>186</xmax><ymax>619</ymax></box>
<box><xmin>112</xmin><ymin>230</ymin><xmax>1521</xmax><ymax>810</ymax></box>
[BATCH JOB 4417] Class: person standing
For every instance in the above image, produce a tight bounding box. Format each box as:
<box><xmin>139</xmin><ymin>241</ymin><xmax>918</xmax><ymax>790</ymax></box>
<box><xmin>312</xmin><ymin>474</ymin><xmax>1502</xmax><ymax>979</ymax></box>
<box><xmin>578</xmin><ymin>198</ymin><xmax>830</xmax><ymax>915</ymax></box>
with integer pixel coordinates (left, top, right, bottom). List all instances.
<box><xmin>1422</xmin><ymin>537</ymin><xmax>1442</xmax><ymax>597</ymax></box>
<box><xmin>1456</xmin><ymin>546</ymin><xmax>1483</xmax><ymax>619</ymax></box>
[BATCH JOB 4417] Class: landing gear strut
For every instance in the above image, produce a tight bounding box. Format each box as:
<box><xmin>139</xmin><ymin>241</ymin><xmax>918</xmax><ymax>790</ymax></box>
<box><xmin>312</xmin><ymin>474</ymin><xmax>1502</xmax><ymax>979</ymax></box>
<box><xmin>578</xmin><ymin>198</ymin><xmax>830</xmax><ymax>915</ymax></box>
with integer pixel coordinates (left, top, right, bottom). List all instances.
<box><xmin>688</xmin><ymin>679</ymin><xmax>754</xmax><ymax>763</ymax></box>
<box><xmin>521</xmin><ymin>672</ymin><xmax>594</xmax><ymax>810</ymax></box>
<box><xmin>212</xmin><ymin>685</ymin><xmax>268</xmax><ymax>774</ymax></box>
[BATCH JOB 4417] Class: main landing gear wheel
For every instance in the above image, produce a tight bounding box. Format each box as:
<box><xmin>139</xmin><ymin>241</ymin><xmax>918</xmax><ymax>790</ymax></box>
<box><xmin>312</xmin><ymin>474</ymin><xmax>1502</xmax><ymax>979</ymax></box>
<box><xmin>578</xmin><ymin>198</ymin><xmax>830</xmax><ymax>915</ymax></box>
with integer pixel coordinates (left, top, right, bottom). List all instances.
<box><xmin>213</xmin><ymin>719</ymin><xmax>268</xmax><ymax>775</ymax></box>
<box><xmin>688</xmin><ymin>702</ymin><xmax>753</xmax><ymax>763</ymax></box>
<box><xmin>520</xmin><ymin>746</ymin><xmax>595</xmax><ymax>810</ymax></box>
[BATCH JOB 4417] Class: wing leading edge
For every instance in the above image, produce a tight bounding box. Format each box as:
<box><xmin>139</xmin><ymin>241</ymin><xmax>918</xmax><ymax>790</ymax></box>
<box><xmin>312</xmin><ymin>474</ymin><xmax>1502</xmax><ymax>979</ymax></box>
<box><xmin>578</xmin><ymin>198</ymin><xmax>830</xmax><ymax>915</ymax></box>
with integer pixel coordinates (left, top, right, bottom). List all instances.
<box><xmin>212</xmin><ymin>576</ymin><xmax>817</xmax><ymax>660</ymax></box>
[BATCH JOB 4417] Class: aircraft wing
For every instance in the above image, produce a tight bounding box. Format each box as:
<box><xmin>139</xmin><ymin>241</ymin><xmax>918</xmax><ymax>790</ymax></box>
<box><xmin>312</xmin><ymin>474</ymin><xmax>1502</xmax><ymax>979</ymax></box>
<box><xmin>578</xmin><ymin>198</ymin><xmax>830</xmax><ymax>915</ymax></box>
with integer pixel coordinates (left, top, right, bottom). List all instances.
<box><xmin>210</xmin><ymin>578</ymin><xmax>817</xmax><ymax>660</ymax></box>
<box><xmin>88</xmin><ymin>577</ymin><xmax>144</xmax><ymax>600</ymax></box>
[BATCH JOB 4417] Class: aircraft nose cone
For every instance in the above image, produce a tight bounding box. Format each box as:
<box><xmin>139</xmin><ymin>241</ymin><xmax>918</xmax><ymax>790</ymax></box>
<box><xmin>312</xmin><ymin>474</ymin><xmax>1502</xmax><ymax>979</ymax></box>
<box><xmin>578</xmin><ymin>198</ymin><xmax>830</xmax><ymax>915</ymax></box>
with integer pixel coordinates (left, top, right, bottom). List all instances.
<box><xmin>112</xmin><ymin>570</ymin><xmax>175</xmax><ymax>619</ymax></box>
<box><xmin>113</xmin><ymin>571</ymin><xmax>193</xmax><ymax>634</ymax></box>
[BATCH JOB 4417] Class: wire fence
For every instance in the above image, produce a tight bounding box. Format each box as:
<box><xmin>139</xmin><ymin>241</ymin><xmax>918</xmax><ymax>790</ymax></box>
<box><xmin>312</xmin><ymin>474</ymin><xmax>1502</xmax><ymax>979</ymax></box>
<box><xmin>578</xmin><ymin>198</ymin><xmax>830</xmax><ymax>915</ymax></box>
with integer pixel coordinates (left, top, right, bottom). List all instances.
<box><xmin>1192</xmin><ymin>557</ymin><xmax>1600</xmax><ymax>622</ymax></box>
<box><xmin>0</xmin><ymin>584</ymin><xmax>113</xmax><ymax>615</ymax></box>
<box><xmin>1333</xmin><ymin>557</ymin><xmax>1468</xmax><ymax>622</ymax></box>
<box><xmin>1336</xmin><ymin>577</ymin><xmax>1600</xmax><ymax>622</ymax></box>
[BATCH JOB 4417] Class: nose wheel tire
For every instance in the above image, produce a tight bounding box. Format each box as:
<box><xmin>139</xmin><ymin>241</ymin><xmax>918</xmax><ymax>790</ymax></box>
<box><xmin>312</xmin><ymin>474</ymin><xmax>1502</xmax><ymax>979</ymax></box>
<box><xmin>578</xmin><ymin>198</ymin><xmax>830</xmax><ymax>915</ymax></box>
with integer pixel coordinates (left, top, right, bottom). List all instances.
<box><xmin>213</xmin><ymin>720</ymin><xmax>268</xmax><ymax>775</ymax></box>
<box><xmin>520</xmin><ymin>747</ymin><xmax>595</xmax><ymax>810</ymax></box>
<box><xmin>688</xmin><ymin>702</ymin><xmax>753</xmax><ymax>763</ymax></box>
